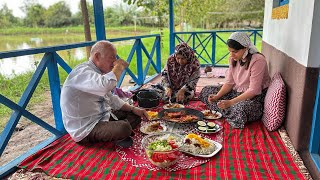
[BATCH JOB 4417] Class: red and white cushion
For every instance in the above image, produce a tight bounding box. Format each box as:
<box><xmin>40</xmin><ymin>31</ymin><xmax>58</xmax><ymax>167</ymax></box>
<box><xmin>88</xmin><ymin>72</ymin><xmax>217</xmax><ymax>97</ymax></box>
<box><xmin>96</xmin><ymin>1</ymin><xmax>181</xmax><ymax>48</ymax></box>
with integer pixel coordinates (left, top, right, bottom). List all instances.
<box><xmin>262</xmin><ymin>73</ymin><xmax>286</xmax><ymax>131</ymax></box>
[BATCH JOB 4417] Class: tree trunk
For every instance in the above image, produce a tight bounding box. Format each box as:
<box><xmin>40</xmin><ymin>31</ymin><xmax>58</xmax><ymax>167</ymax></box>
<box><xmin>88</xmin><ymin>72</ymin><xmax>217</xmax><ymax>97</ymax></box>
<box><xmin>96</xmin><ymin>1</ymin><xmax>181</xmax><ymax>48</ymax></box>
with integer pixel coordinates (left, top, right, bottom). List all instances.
<box><xmin>81</xmin><ymin>0</ymin><xmax>92</xmax><ymax>59</ymax></box>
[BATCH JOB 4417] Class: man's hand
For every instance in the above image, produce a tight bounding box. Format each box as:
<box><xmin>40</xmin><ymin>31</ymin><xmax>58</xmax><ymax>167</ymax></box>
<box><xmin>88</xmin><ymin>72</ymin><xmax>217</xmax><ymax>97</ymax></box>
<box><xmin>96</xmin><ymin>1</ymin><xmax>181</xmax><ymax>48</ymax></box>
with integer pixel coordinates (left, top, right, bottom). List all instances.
<box><xmin>176</xmin><ymin>89</ymin><xmax>185</xmax><ymax>102</ymax></box>
<box><xmin>132</xmin><ymin>107</ymin><xmax>149</xmax><ymax>120</ymax></box>
<box><xmin>112</xmin><ymin>59</ymin><xmax>129</xmax><ymax>80</ymax></box>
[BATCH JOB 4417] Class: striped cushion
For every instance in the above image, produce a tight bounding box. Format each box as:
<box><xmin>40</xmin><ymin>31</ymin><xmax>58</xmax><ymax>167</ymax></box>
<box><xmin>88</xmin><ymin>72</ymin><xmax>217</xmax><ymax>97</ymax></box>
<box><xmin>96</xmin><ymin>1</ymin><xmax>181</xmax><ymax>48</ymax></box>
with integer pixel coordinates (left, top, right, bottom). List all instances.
<box><xmin>262</xmin><ymin>73</ymin><xmax>286</xmax><ymax>131</ymax></box>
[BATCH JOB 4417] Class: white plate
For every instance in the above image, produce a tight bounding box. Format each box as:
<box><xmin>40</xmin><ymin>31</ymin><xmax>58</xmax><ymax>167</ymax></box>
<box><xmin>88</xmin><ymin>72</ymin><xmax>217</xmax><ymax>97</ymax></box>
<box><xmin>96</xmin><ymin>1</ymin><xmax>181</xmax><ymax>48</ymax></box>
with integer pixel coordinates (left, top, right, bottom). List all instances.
<box><xmin>163</xmin><ymin>103</ymin><xmax>185</xmax><ymax>109</ymax></box>
<box><xmin>201</xmin><ymin>110</ymin><xmax>222</xmax><ymax>119</ymax></box>
<box><xmin>181</xmin><ymin>139</ymin><xmax>222</xmax><ymax>158</ymax></box>
<box><xmin>196</xmin><ymin>124</ymin><xmax>223</xmax><ymax>134</ymax></box>
<box><xmin>140</xmin><ymin>121</ymin><xmax>167</xmax><ymax>134</ymax></box>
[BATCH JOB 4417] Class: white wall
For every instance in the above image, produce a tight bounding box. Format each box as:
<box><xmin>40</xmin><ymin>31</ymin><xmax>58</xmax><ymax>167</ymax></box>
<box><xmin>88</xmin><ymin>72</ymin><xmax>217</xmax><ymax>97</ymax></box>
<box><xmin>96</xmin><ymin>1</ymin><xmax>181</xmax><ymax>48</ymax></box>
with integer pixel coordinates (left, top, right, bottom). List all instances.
<box><xmin>308</xmin><ymin>0</ymin><xmax>320</xmax><ymax>67</ymax></box>
<box><xmin>263</xmin><ymin>0</ymin><xmax>320</xmax><ymax>67</ymax></box>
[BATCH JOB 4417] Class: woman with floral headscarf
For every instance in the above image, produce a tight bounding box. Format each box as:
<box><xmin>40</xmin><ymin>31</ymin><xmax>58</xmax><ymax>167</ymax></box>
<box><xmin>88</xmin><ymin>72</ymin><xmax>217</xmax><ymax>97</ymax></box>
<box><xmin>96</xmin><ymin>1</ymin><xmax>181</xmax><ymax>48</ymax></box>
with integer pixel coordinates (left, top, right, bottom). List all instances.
<box><xmin>160</xmin><ymin>42</ymin><xmax>200</xmax><ymax>103</ymax></box>
<box><xmin>199</xmin><ymin>32</ymin><xmax>271</xmax><ymax>128</ymax></box>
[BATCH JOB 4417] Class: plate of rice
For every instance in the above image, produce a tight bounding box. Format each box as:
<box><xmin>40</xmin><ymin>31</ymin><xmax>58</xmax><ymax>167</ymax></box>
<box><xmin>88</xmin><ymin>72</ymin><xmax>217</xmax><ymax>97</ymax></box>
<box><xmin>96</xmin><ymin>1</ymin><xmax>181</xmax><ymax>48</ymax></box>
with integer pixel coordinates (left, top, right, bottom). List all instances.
<box><xmin>201</xmin><ymin>110</ymin><xmax>222</xmax><ymax>119</ymax></box>
<box><xmin>163</xmin><ymin>103</ymin><xmax>185</xmax><ymax>109</ymax></box>
<box><xmin>140</xmin><ymin>121</ymin><xmax>167</xmax><ymax>134</ymax></box>
<box><xmin>180</xmin><ymin>133</ymin><xmax>222</xmax><ymax>158</ymax></box>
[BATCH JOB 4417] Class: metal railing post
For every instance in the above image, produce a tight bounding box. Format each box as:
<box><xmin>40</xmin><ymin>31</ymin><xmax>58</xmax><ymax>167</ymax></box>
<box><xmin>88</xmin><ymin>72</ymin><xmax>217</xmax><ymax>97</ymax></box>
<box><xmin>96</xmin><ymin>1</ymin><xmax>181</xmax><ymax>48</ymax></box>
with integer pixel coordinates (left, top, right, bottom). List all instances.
<box><xmin>136</xmin><ymin>39</ymin><xmax>143</xmax><ymax>85</ymax></box>
<box><xmin>212</xmin><ymin>32</ymin><xmax>216</xmax><ymax>65</ymax></box>
<box><xmin>156</xmin><ymin>36</ymin><xmax>161</xmax><ymax>73</ymax></box>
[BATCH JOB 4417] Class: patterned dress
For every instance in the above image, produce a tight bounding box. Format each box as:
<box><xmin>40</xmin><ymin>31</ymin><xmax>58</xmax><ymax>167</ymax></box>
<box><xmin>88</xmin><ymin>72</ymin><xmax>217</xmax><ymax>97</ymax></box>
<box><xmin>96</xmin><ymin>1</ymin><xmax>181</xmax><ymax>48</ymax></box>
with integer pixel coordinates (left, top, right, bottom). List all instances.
<box><xmin>199</xmin><ymin>85</ymin><xmax>267</xmax><ymax>128</ymax></box>
<box><xmin>159</xmin><ymin>42</ymin><xmax>200</xmax><ymax>103</ymax></box>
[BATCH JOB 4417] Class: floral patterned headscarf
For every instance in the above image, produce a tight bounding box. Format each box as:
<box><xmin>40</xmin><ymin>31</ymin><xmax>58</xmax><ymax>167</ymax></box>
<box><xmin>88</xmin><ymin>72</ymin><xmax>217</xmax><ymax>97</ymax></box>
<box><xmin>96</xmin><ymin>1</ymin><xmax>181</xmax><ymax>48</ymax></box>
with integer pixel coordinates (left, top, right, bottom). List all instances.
<box><xmin>228</xmin><ymin>32</ymin><xmax>259</xmax><ymax>54</ymax></box>
<box><xmin>166</xmin><ymin>42</ymin><xmax>200</xmax><ymax>90</ymax></box>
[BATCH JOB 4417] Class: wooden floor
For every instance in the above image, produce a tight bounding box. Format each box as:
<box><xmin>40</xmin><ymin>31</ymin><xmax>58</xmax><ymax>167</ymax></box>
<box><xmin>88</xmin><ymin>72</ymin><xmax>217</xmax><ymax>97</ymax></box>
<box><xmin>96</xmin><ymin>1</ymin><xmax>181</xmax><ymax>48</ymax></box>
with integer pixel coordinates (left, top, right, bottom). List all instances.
<box><xmin>121</xmin><ymin>67</ymin><xmax>228</xmax><ymax>93</ymax></box>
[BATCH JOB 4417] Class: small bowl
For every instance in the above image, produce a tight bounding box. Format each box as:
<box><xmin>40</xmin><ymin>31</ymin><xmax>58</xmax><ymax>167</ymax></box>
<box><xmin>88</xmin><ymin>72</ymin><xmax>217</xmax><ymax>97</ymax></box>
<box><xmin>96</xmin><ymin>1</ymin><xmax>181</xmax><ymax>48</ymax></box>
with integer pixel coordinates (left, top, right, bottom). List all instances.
<box><xmin>206</xmin><ymin>72</ymin><xmax>214</xmax><ymax>78</ymax></box>
<box><xmin>141</xmin><ymin>132</ymin><xmax>184</xmax><ymax>168</ymax></box>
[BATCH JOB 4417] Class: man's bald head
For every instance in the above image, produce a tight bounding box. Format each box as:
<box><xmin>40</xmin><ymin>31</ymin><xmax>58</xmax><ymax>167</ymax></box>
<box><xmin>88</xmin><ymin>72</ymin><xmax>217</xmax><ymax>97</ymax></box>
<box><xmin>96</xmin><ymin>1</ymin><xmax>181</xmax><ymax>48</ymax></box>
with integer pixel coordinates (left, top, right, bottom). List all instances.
<box><xmin>90</xmin><ymin>40</ymin><xmax>115</xmax><ymax>59</ymax></box>
<box><xmin>89</xmin><ymin>40</ymin><xmax>117</xmax><ymax>74</ymax></box>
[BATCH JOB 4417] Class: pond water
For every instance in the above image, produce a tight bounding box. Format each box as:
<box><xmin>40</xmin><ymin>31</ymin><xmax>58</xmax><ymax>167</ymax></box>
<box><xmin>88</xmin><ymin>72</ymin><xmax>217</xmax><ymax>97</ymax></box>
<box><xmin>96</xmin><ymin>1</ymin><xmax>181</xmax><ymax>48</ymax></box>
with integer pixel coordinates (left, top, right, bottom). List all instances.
<box><xmin>0</xmin><ymin>33</ymin><xmax>90</xmax><ymax>78</ymax></box>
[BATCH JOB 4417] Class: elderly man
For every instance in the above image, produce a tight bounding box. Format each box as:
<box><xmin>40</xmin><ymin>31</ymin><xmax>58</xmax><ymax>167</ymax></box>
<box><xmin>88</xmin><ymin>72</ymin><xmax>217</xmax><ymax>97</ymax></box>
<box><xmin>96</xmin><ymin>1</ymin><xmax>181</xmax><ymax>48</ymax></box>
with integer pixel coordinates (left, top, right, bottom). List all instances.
<box><xmin>60</xmin><ymin>40</ymin><xmax>148</xmax><ymax>144</ymax></box>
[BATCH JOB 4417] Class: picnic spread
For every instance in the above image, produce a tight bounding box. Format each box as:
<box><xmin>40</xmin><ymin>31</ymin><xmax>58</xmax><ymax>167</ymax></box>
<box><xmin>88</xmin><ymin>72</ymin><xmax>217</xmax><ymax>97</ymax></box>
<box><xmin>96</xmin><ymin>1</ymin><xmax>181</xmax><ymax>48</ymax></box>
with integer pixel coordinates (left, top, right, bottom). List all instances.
<box><xmin>18</xmin><ymin>100</ymin><xmax>306</xmax><ymax>179</ymax></box>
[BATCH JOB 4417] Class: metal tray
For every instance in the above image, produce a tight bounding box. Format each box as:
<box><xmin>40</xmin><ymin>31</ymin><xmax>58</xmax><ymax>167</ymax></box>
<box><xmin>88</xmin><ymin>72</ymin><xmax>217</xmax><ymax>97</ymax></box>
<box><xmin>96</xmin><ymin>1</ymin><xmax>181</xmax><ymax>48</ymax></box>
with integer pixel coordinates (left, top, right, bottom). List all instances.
<box><xmin>158</xmin><ymin>108</ymin><xmax>204</xmax><ymax>123</ymax></box>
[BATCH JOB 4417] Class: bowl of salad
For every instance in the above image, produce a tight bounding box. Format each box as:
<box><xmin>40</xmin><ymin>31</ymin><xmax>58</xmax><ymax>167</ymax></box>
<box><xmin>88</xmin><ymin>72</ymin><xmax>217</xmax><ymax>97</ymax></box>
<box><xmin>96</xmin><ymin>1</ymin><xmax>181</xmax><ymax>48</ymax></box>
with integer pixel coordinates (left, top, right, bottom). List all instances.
<box><xmin>141</xmin><ymin>132</ymin><xmax>184</xmax><ymax>168</ymax></box>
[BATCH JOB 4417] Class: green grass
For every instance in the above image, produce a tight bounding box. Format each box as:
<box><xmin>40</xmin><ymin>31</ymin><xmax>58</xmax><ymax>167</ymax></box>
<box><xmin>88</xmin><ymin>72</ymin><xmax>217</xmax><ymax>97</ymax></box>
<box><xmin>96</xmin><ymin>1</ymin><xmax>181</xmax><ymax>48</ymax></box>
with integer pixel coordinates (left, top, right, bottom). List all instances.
<box><xmin>0</xmin><ymin>60</ymin><xmax>85</xmax><ymax>131</ymax></box>
<box><xmin>0</xmin><ymin>26</ymin><xmax>160</xmax><ymax>35</ymax></box>
<box><xmin>0</xmin><ymin>27</ymin><xmax>262</xmax><ymax>131</ymax></box>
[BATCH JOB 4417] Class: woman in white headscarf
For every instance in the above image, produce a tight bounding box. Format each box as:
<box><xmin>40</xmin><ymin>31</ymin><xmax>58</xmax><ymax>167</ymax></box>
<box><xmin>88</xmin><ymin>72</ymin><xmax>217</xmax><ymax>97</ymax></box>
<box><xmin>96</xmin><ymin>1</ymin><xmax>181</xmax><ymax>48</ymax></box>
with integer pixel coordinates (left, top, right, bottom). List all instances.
<box><xmin>199</xmin><ymin>32</ymin><xmax>271</xmax><ymax>128</ymax></box>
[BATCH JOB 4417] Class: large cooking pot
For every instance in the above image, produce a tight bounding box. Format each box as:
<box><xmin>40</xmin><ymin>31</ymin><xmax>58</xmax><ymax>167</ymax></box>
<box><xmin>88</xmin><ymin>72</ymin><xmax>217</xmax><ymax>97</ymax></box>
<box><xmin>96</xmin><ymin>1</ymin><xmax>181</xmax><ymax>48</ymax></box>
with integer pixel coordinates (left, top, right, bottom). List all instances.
<box><xmin>134</xmin><ymin>89</ymin><xmax>161</xmax><ymax>108</ymax></box>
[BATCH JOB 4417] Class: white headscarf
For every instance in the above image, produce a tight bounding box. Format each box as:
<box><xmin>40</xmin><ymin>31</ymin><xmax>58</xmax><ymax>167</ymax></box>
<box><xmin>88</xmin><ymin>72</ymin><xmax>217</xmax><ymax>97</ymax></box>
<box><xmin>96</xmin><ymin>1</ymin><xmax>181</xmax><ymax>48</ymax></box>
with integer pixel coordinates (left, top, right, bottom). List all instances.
<box><xmin>228</xmin><ymin>32</ymin><xmax>259</xmax><ymax>54</ymax></box>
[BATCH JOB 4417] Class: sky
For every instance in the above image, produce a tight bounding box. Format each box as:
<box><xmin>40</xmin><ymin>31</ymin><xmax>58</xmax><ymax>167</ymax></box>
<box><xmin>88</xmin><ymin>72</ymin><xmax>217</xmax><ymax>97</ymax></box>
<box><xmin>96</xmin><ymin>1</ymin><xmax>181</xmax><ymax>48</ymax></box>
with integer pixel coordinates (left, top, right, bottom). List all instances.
<box><xmin>0</xmin><ymin>0</ymin><xmax>119</xmax><ymax>17</ymax></box>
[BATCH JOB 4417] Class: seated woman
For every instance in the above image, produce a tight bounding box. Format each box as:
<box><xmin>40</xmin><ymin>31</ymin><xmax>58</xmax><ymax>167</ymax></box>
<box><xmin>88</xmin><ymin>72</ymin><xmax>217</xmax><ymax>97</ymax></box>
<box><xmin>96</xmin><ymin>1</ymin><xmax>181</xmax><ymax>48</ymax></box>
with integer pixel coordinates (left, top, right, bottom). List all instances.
<box><xmin>160</xmin><ymin>42</ymin><xmax>200</xmax><ymax>104</ymax></box>
<box><xmin>199</xmin><ymin>32</ymin><xmax>271</xmax><ymax>128</ymax></box>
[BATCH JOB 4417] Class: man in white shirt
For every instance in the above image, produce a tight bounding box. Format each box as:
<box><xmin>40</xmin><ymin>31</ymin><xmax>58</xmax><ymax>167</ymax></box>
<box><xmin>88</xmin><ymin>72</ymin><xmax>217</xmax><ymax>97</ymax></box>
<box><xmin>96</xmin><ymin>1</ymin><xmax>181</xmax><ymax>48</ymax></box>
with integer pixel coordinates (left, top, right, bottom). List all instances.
<box><xmin>60</xmin><ymin>40</ymin><xmax>148</xmax><ymax>143</ymax></box>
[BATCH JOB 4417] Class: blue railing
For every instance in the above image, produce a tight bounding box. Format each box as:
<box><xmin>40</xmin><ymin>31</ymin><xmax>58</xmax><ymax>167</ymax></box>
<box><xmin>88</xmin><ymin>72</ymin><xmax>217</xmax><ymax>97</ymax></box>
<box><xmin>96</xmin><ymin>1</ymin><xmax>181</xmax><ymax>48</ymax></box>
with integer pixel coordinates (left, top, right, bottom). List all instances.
<box><xmin>0</xmin><ymin>34</ymin><xmax>161</xmax><ymax>177</ymax></box>
<box><xmin>173</xmin><ymin>29</ymin><xmax>263</xmax><ymax>67</ymax></box>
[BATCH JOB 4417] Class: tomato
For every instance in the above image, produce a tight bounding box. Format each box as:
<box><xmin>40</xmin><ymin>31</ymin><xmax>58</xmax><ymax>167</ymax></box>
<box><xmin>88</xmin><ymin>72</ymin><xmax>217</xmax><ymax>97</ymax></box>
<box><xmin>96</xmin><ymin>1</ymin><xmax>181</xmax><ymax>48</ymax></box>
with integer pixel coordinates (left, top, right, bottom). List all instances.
<box><xmin>173</xmin><ymin>151</ymin><xmax>181</xmax><ymax>156</ymax></box>
<box><xmin>166</xmin><ymin>153</ymin><xmax>178</xmax><ymax>161</ymax></box>
<box><xmin>151</xmin><ymin>152</ymin><xmax>165</xmax><ymax>162</ymax></box>
<box><xmin>168</xmin><ymin>140</ymin><xmax>178</xmax><ymax>149</ymax></box>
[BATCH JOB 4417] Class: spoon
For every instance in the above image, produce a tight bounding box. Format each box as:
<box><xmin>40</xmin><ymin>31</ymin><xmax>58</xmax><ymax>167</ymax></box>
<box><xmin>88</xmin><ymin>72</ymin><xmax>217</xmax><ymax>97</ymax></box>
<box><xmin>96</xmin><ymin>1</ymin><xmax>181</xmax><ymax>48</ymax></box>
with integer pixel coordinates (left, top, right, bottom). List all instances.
<box><xmin>169</xmin><ymin>97</ymin><xmax>172</xmax><ymax>104</ymax></box>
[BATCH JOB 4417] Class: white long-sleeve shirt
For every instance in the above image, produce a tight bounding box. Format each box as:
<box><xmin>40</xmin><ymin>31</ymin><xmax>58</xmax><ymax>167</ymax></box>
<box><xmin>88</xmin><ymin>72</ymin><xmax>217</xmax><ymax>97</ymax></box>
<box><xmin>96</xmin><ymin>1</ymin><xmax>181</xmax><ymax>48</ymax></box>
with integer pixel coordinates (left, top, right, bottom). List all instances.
<box><xmin>60</xmin><ymin>61</ymin><xmax>125</xmax><ymax>142</ymax></box>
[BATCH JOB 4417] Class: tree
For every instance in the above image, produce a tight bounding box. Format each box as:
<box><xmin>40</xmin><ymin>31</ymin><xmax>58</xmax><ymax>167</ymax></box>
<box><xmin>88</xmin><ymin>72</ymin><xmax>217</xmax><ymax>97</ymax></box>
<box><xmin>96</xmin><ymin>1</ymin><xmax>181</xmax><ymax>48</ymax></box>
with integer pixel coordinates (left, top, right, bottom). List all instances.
<box><xmin>0</xmin><ymin>4</ymin><xmax>19</xmax><ymax>27</ymax></box>
<box><xmin>123</xmin><ymin>0</ymin><xmax>168</xmax><ymax>27</ymax></box>
<box><xmin>80</xmin><ymin>0</ymin><xmax>92</xmax><ymax>58</ymax></box>
<box><xmin>45</xmin><ymin>1</ymin><xmax>72</xmax><ymax>27</ymax></box>
<box><xmin>123</xmin><ymin>0</ymin><xmax>265</xmax><ymax>29</ymax></box>
<box><xmin>104</xmin><ymin>3</ymin><xmax>141</xmax><ymax>26</ymax></box>
<box><xmin>23</xmin><ymin>3</ymin><xmax>46</xmax><ymax>27</ymax></box>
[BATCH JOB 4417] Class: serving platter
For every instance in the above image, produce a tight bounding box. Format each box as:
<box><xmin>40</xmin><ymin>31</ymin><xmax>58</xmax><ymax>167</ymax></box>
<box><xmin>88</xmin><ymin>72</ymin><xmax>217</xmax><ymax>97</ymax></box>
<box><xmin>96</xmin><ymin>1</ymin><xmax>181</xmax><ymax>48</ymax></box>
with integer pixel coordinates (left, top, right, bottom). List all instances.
<box><xmin>163</xmin><ymin>103</ymin><xmax>185</xmax><ymax>109</ymax></box>
<box><xmin>181</xmin><ymin>139</ymin><xmax>222</xmax><ymax>158</ymax></box>
<box><xmin>196</xmin><ymin>124</ymin><xmax>223</xmax><ymax>134</ymax></box>
<box><xmin>158</xmin><ymin>108</ymin><xmax>204</xmax><ymax>124</ymax></box>
<box><xmin>140</xmin><ymin>121</ymin><xmax>167</xmax><ymax>134</ymax></box>
<box><xmin>201</xmin><ymin>110</ymin><xmax>222</xmax><ymax>119</ymax></box>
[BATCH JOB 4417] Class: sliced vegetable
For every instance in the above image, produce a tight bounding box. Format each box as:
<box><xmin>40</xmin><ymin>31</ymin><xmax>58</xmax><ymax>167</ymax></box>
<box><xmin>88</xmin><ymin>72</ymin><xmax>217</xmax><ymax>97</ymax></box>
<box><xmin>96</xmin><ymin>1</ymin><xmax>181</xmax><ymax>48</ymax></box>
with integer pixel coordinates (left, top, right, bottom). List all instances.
<box><xmin>198</xmin><ymin>126</ymin><xmax>207</xmax><ymax>131</ymax></box>
<box><xmin>207</xmin><ymin>128</ymin><xmax>217</xmax><ymax>132</ymax></box>
<box><xmin>207</xmin><ymin>122</ymin><xmax>216</xmax><ymax>128</ymax></box>
<box><xmin>197</xmin><ymin>121</ymin><xmax>207</xmax><ymax>126</ymax></box>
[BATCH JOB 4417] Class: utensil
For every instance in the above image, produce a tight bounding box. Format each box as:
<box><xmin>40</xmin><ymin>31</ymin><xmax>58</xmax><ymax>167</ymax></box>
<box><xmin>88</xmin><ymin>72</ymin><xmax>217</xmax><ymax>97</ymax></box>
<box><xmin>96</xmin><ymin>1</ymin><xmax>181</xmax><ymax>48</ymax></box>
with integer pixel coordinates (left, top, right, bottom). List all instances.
<box><xmin>110</xmin><ymin>112</ymin><xmax>119</xmax><ymax>121</ymax></box>
<box><xmin>167</xmin><ymin>122</ymin><xmax>175</xmax><ymax>132</ymax></box>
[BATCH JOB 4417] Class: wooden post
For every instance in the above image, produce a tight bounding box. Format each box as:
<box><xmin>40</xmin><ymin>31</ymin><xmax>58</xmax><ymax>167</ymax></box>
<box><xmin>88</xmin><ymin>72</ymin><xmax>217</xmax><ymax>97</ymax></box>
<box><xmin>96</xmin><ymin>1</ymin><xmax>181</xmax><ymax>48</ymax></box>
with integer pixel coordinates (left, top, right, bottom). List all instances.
<box><xmin>81</xmin><ymin>0</ymin><xmax>92</xmax><ymax>59</ymax></box>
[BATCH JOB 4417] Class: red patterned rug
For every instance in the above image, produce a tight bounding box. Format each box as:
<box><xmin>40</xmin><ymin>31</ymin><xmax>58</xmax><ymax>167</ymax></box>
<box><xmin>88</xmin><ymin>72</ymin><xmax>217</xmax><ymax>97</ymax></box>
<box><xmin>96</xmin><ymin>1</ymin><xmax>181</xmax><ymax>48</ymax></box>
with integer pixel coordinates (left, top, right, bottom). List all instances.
<box><xmin>18</xmin><ymin>101</ymin><xmax>306</xmax><ymax>179</ymax></box>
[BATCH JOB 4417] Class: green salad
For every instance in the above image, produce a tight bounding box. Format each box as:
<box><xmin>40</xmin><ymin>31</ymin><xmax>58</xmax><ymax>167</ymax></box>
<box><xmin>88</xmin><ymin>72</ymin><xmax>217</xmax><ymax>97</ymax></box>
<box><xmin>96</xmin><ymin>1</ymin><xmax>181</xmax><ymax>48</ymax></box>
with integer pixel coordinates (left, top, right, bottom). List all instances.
<box><xmin>148</xmin><ymin>140</ymin><xmax>172</xmax><ymax>151</ymax></box>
